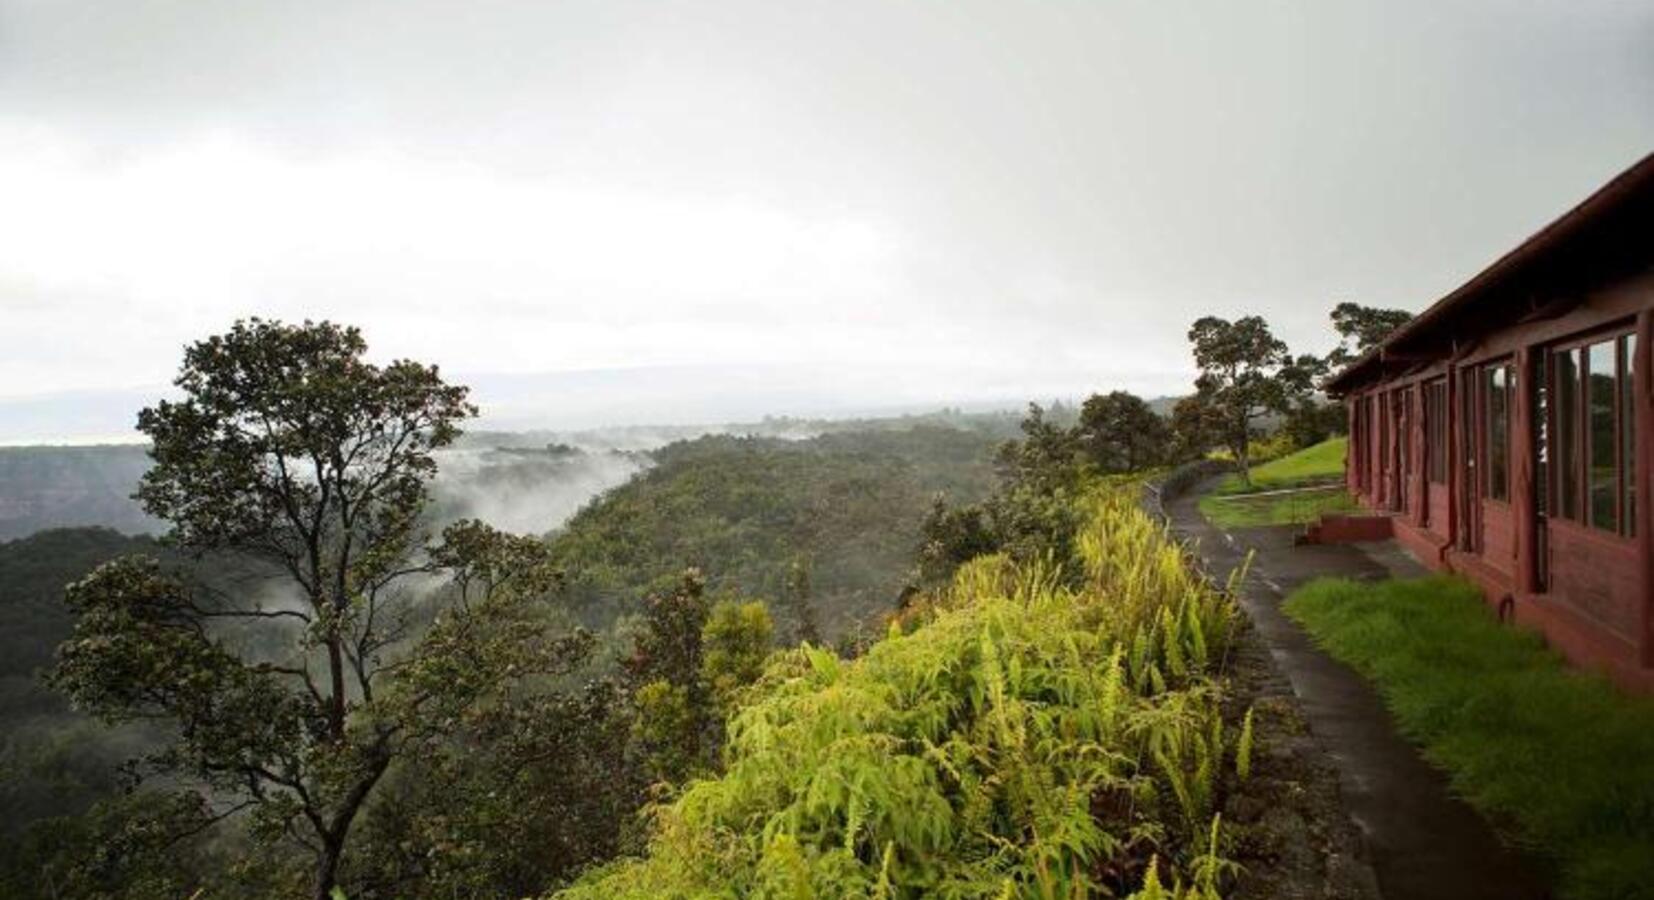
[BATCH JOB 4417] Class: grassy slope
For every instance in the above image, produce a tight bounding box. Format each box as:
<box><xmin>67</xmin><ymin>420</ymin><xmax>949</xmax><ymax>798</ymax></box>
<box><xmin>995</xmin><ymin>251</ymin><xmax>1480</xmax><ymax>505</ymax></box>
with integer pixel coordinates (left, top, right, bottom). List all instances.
<box><xmin>557</xmin><ymin>487</ymin><xmax>1241</xmax><ymax>899</ymax></box>
<box><xmin>1284</xmin><ymin>576</ymin><xmax>1654</xmax><ymax>900</ymax></box>
<box><xmin>1199</xmin><ymin>437</ymin><xmax>1354</xmax><ymax>528</ymax></box>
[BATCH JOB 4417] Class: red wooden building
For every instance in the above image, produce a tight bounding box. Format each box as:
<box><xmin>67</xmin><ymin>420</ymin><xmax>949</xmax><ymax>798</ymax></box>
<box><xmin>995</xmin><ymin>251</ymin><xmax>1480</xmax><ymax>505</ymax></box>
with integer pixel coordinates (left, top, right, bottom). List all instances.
<box><xmin>1327</xmin><ymin>152</ymin><xmax>1654</xmax><ymax>691</ymax></box>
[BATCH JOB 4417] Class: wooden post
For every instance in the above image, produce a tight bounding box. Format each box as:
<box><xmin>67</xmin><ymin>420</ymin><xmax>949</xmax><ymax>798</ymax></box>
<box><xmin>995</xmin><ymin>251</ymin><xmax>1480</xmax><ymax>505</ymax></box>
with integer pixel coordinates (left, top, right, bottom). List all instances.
<box><xmin>1382</xmin><ymin>390</ymin><xmax>1395</xmax><ymax>509</ymax></box>
<box><xmin>1445</xmin><ymin>363</ymin><xmax>1459</xmax><ymax>551</ymax></box>
<box><xmin>1412</xmin><ymin>382</ymin><xmax>1427</xmax><ymax>524</ymax></box>
<box><xmin>1347</xmin><ymin>398</ymin><xmax>1359</xmax><ymax>494</ymax></box>
<box><xmin>1512</xmin><ymin>346</ymin><xmax>1538</xmax><ymax>593</ymax></box>
<box><xmin>1636</xmin><ymin>310</ymin><xmax>1654</xmax><ymax>667</ymax></box>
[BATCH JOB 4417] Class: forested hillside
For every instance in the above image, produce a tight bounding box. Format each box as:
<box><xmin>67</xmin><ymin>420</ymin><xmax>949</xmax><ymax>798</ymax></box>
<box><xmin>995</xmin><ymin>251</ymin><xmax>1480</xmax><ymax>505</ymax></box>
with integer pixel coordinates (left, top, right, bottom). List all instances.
<box><xmin>0</xmin><ymin>320</ymin><xmax>1277</xmax><ymax>899</ymax></box>
<box><xmin>548</xmin><ymin>426</ymin><xmax>1002</xmax><ymax>639</ymax></box>
<box><xmin>0</xmin><ymin>420</ymin><xmax>1013</xmax><ymax>898</ymax></box>
<box><xmin>558</xmin><ymin>484</ymin><xmax>1242</xmax><ymax>899</ymax></box>
<box><xmin>0</xmin><ymin>528</ymin><xmax>162</xmax><ymax>834</ymax></box>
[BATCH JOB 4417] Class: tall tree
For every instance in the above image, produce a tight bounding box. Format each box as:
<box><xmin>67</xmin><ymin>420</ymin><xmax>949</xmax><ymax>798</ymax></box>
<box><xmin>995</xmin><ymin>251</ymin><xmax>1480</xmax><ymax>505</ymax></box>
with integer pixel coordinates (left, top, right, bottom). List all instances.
<box><xmin>47</xmin><ymin>319</ymin><xmax>565</xmax><ymax>900</ymax></box>
<box><xmin>782</xmin><ymin>556</ymin><xmax>820</xmax><ymax>646</ymax></box>
<box><xmin>700</xmin><ymin>599</ymin><xmax>774</xmax><ymax>712</ymax></box>
<box><xmin>626</xmin><ymin>569</ymin><xmax>713</xmax><ymax>783</ymax></box>
<box><xmin>1167</xmin><ymin>393</ymin><xmax>1223</xmax><ymax>463</ymax></box>
<box><xmin>1327</xmin><ymin>301</ymin><xmax>1413</xmax><ymax>367</ymax></box>
<box><xmin>1076</xmin><ymin>390</ymin><xmax>1171</xmax><ymax>474</ymax></box>
<box><xmin>993</xmin><ymin>403</ymin><xmax>1081</xmax><ymax>493</ymax></box>
<box><xmin>1186</xmin><ymin>315</ymin><xmax>1317</xmax><ymax>484</ymax></box>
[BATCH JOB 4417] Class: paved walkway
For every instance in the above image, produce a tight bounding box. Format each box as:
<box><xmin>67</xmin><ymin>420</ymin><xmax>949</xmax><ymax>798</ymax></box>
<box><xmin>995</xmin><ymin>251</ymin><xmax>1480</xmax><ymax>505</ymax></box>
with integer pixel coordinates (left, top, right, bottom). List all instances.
<box><xmin>1168</xmin><ymin>478</ymin><xmax>1550</xmax><ymax>900</ymax></box>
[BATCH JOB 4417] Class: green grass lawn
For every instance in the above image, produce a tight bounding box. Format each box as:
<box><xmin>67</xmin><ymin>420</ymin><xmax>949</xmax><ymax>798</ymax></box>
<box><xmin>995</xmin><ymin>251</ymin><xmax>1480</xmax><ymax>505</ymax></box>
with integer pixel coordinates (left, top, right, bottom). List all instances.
<box><xmin>1285</xmin><ymin>576</ymin><xmax>1654</xmax><ymax>900</ymax></box>
<box><xmin>1199</xmin><ymin>486</ymin><xmax>1359</xmax><ymax>528</ymax></box>
<box><xmin>1215</xmin><ymin>436</ymin><xmax>1347</xmax><ymax>494</ymax></box>
<box><xmin>1198</xmin><ymin>436</ymin><xmax>1352</xmax><ymax>527</ymax></box>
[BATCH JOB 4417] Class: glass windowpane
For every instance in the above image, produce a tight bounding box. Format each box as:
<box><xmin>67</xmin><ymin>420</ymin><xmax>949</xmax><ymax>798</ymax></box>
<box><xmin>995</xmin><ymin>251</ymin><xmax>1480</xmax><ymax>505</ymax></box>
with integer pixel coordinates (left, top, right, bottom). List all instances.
<box><xmin>1486</xmin><ymin>365</ymin><xmax>1509</xmax><ymax>501</ymax></box>
<box><xmin>1588</xmin><ymin>341</ymin><xmax>1617</xmax><ymax>532</ymax></box>
<box><xmin>1556</xmin><ymin>347</ymin><xmax>1581</xmax><ymax>521</ymax></box>
<box><xmin>1622</xmin><ymin>334</ymin><xmax>1637</xmax><ymax>537</ymax></box>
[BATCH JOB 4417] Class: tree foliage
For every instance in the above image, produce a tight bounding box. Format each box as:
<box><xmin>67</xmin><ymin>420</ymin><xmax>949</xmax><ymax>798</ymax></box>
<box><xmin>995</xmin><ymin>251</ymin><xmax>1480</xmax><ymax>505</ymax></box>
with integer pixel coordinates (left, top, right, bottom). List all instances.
<box><xmin>46</xmin><ymin>319</ymin><xmax>596</xmax><ymax>900</ymax></box>
<box><xmin>919</xmin><ymin>398</ymin><xmax>1162</xmax><ymax>588</ymax></box>
<box><xmin>701</xmin><ymin>599</ymin><xmax>775</xmax><ymax>711</ymax></box>
<box><xmin>1078</xmin><ymin>391</ymin><xmax>1172</xmax><ymax>474</ymax></box>
<box><xmin>549</xmin><ymin>428</ymin><xmax>1000</xmax><ymax>640</ymax></box>
<box><xmin>1326</xmin><ymin>301</ymin><xmax>1412</xmax><ymax>368</ymax></box>
<box><xmin>1185</xmin><ymin>316</ymin><xmax>1319</xmax><ymax>484</ymax></box>
<box><xmin>783</xmin><ymin>556</ymin><xmax>821</xmax><ymax>646</ymax></box>
<box><xmin>558</xmin><ymin>486</ymin><xmax>1242</xmax><ymax>899</ymax></box>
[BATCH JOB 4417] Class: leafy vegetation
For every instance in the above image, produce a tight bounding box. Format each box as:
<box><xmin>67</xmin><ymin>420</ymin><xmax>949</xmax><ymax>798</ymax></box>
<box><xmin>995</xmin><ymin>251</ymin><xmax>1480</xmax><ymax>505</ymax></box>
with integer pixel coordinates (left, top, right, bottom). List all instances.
<box><xmin>1077</xmin><ymin>391</ymin><xmax>1171</xmax><ymax>475</ymax></box>
<box><xmin>917</xmin><ymin>399</ymin><xmax>1187</xmax><ymax>591</ymax></box>
<box><xmin>1325</xmin><ymin>302</ymin><xmax>1413</xmax><ymax>368</ymax></box>
<box><xmin>559</xmin><ymin>485</ymin><xmax>1243</xmax><ymax>899</ymax></box>
<box><xmin>40</xmin><ymin>320</ymin><xmax>634</xmax><ymax>900</ymax></box>
<box><xmin>1</xmin><ymin>304</ymin><xmax>1377</xmax><ymax>898</ymax></box>
<box><xmin>1284</xmin><ymin>576</ymin><xmax>1654</xmax><ymax>900</ymax></box>
<box><xmin>548</xmin><ymin>426</ymin><xmax>1002</xmax><ymax>640</ymax></box>
<box><xmin>1184</xmin><ymin>316</ymin><xmax>1325</xmax><ymax>485</ymax></box>
<box><xmin>1198</xmin><ymin>438</ymin><xmax>1353</xmax><ymax>528</ymax></box>
<box><xmin>1213</xmin><ymin>436</ymin><xmax>1347</xmax><ymax>494</ymax></box>
<box><xmin>0</xmin><ymin>528</ymin><xmax>162</xmax><ymax>839</ymax></box>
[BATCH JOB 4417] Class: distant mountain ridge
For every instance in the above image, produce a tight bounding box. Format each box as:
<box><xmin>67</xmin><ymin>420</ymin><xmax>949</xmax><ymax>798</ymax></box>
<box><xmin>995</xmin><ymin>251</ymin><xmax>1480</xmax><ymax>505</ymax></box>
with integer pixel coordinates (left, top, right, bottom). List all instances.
<box><xmin>0</xmin><ymin>445</ymin><xmax>160</xmax><ymax>541</ymax></box>
<box><xmin>0</xmin><ymin>407</ymin><xmax>1038</xmax><ymax>543</ymax></box>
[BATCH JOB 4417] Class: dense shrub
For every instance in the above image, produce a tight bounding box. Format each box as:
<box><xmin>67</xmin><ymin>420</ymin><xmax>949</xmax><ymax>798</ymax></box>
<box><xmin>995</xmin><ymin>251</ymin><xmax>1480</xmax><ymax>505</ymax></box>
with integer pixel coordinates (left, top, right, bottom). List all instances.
<box><xmin>558</xmin><ymin>487</ymin><xmax>1242</xmax><ymax>899</ymax></box>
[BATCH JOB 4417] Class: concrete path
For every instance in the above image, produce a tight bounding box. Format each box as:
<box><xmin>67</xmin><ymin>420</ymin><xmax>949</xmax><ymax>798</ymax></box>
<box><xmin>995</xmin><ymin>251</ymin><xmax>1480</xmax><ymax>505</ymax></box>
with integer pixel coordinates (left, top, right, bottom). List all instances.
<box><xmin>1168</xmin><ymin>478</ymin><xmax>1551</xmax><ymax>900</ymax></box>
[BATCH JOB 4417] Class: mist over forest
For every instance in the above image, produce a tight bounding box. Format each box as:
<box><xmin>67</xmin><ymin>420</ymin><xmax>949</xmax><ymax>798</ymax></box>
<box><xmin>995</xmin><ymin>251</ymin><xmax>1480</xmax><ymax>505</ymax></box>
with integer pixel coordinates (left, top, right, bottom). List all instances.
<box><xmin>0</xmin><ymin>407</ymin><xmax>1045</xmax><ymax>541</ymax></box>
<box><xmin>0</xmin><ymin>402</ymin><xmax>1032</xmax><ymax>898</ymax></box>
<box><xmin>4</xmin><ymin>0</ymin><xmax>1645</xmax><ymax>895</ymax></box>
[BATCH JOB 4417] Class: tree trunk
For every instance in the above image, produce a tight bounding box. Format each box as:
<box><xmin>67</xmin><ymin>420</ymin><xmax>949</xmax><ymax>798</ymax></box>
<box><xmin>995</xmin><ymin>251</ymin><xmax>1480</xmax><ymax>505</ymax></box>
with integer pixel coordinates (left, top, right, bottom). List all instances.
<box><xmin>313</xmin><ymin>832</ymin><xmax>344</xmax><ymax>900</ymax></box>
<box><xmin>309</xmin><ymin>748</ymin><xmax>390</xmax><ymax>900</ymax></box>
<box><xmin>326</xmin><ymin>635</ymin><xmax>347</xmax><ymax>737</ymax></box>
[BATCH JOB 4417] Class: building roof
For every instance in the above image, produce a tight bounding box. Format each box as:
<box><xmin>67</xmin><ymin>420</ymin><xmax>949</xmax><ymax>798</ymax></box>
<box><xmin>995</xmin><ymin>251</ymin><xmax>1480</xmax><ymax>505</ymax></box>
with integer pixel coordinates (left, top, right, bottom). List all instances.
<box><xmin>1326</xmin><ymin>151</ymin><xmax>1654</xmax><ymax>395</ymax></box>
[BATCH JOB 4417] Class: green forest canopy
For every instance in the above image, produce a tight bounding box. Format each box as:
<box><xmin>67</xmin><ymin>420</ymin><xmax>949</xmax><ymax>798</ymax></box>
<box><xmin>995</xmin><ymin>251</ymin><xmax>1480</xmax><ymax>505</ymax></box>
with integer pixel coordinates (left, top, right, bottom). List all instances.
<box><xmin>548</xmin><ymin>426</ymin><xmax>1002</xmax><ymax>639</ymax></box>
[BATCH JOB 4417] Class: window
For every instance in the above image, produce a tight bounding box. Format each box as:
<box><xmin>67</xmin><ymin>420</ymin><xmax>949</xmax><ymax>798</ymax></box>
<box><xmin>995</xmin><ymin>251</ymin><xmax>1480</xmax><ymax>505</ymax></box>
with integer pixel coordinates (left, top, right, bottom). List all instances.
<box><xmin>1588</xmin><ymin>341</ymin><xmax>1617</xmax><ymax>531</ymax></box>
<box><xmin>1483</xmin><ymin>363</ymin><xmax>1511</xmax><ymax>502</ymax></box>
<box><xmin>1555</xmin><ymin>347</ymin><xmax>1581</xmax><ymax>521</ymax></box>
<box><xmin>1622</xmin><ymin>334</ymin><xmax>1637</xmax><ymax>535</ymax></box>
<box><xmin>1425</xmin><ymin>379</ymin><xmax>1448</xmax><ymax>483</ymax></box>
<box><xmin>1371</xmin><ymin>395</ymin><xmax>1383</xmax><ymax>490</ymax></box>
<box><xmin>1355</xmin><ymin>397</ymin><xmax>1370</xmax><ymax>491</ymax></box>
<box><xmin>1399</xmin><ymin>391</ymin><xmax>1413</xmax><ymax>476</ymax></box>
<box><xmin>1459</xmin><ymin>368</ymin><xmax>1479</xmax><ymax>550</ymax></box>
<box><xmin>1534</xmin><ymin>356</ymin><xmax>1548</xmax><ymax>517</ymax></box>
<box><xmin>1550</xmin><ymin>331</ymin><xmax>1636</xmax><ymax>537</ymax></box>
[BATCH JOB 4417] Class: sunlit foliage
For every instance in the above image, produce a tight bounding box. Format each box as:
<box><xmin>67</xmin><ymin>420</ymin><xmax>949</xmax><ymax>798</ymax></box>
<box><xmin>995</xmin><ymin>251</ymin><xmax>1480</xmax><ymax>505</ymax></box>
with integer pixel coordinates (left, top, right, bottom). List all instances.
<box><xmin>559</xmin><ymin>486</ymin><xmax>1243</xmax><ymax>899</ymax></box>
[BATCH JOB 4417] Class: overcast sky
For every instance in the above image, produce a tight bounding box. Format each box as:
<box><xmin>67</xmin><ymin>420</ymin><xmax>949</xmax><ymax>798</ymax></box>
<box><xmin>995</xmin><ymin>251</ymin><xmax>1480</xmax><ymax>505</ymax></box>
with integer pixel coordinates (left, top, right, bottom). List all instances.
<box><xmin>1</xmin><ymin>0</ymin><xmax>1650</xmax><ymax>441</ymax></box>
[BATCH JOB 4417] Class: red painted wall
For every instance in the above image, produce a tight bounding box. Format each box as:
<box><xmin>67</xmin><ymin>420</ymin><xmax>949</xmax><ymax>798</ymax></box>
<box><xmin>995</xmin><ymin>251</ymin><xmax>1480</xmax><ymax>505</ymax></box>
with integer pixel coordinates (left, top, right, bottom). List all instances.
<box><xmin>1426</xmin><ymin>482</ymin><xmax>1451</xmax><ymax>538</ymax></box>
<box><xmin>1334</xmin><ymin>272</ymin><xmax>1654</xmax><ymax>688</ymax></box>
<box><xmin>1478</xmin><ymin>499</ymin><xmax>1517</xmax><ymax>577</ymax></box>
<box><xmin>1548</xmin><ymin>520</ymin><xmax>1641</xmax><ymax>641</ymax></box>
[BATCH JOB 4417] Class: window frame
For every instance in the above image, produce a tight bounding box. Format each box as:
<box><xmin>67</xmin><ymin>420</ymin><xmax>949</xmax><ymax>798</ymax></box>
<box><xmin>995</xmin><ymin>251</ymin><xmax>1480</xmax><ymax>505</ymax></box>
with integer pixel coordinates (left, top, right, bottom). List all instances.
<box><xmin>1481</xmin><ymin>361</ymin><xmax>1513</xmax><ymax>503</ymax></box>
<box><xmin>1547</xmin><ymin>323</ymin><xmax>1637</xmax><ymax>539</ymax></box>
<box><xmin>1425</xmin><ymin>378</ymin><xmax>1448</xmax><ymax>485</ymax></box>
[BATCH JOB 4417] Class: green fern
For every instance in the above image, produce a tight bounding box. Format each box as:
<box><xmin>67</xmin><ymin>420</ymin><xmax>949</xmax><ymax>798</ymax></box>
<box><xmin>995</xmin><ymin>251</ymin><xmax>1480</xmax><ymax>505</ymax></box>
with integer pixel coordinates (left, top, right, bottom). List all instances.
<box><xmin>556</xmin><ymin>484</ymin><xmax>1242</xmax><ymax>900</ymax></box>
<box><xmin>1235</xmin><ymin>706</ymin><xmax>1255</xmax><ymax>783</ymax></box>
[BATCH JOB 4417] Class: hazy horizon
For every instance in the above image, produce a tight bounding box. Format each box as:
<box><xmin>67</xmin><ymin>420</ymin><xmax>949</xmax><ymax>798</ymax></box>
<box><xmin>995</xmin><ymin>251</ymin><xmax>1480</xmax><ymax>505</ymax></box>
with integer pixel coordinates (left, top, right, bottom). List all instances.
<box><xmin>3</xmin><ymin>0</ymin><xmax>1651</xmax><ymax>442</ymax></box>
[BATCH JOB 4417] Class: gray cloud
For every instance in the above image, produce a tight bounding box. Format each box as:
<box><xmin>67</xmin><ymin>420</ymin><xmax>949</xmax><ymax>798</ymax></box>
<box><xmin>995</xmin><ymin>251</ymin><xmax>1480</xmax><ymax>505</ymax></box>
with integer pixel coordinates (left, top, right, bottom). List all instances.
<box><xmin>1</xmin><ymin>0</ymin><xmax>1650</xmax><ymax>440</ymax></box>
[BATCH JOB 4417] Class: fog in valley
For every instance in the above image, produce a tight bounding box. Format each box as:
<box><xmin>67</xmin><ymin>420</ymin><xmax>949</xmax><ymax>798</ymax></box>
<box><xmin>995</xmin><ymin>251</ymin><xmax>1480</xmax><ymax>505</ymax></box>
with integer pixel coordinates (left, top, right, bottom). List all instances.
<box><xmin>2</xmin><ymin>2</ymin><xmax>1649</xmax><ymax>896</ymax></box>
<box><xmin>428</xmin><ymin>446</ymin><xmax>649</xmax><ymax>537</ymax></box>
<box><xmin>0</xmin><ymin>416</ymin><xmax>844</xmax><ymax>542</ymax></box>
